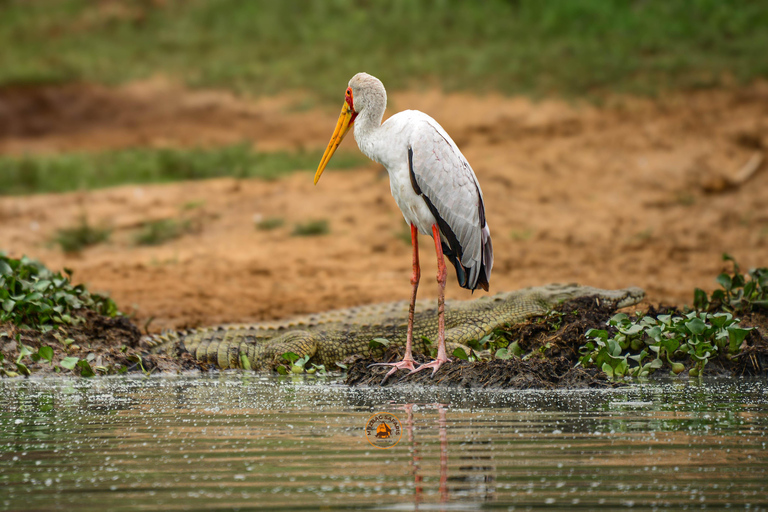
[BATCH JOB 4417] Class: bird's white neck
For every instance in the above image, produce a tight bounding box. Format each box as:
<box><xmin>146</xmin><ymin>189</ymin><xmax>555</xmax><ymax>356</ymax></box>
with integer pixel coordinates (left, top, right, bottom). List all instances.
<box><xmin>352</xmin><ymin>94</ymin><xmax>387</xmax><ymax>165</ymax></box>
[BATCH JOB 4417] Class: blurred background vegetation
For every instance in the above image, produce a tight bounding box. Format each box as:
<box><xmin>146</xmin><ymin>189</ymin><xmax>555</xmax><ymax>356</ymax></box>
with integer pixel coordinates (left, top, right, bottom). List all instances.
<box><xmin>1</xmin><ymin>0</ymin><xmax>767</xmax><ymax>194</ymax></box>
<box><xmin>3</xmin><ymin>0</ymin><xmax>767</xmax><ymax>100</ymax></box>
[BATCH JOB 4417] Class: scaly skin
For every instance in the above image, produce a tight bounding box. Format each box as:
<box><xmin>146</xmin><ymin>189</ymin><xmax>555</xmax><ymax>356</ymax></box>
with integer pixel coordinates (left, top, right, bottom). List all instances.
<box><xmin>145</xmin><ymin>283</ymin><xmax>644</xmax><ymax>370</ymax></box>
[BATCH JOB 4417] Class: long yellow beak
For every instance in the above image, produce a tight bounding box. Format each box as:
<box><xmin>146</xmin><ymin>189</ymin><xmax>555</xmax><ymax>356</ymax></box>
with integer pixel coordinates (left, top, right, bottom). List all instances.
<box><xmin>314</xmin><ymin>100</ymin><xmax>354</xmax><ymax>185</ymax></box>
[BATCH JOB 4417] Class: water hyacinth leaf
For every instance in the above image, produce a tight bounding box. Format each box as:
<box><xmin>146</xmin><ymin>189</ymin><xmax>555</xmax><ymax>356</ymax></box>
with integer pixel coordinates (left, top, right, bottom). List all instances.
<box><xmin>601</xmin><ymin>362</ymin><xmax>614</xmax><ymax>378</ymax></box>
<box><xmin>710</xmin><ymin>313</ymin><xmax>733</xmax><ymax>329</ymax></box>
<box><xmin>452</xmin><ymin>347</ymin><xmax>469</xmax><ymax>360</ymax></box>
<box><xmin>60</xmin><ymin>356</ymin><xmax>79</xmax><ymax>370</ymax></box>
<box><xmin>2</xmin><ymin>299</ymin><xmax>14</xmax><ymax>312</ymax></box>
<box><xmin>17</xmin><ymin>344</ymin><xmax>34</xmax><ymax>361</ymax></box>
<box><xmin>693</xmin><ymin>288</ymin><xmax>708</xmax><ymax>310</ymax></box>
<box><xmin>586</xmin><ymin>329</ymin><xmax>608</xmax><ymax>341</ymax></box>
<box><xmin>727</xmin><ymin>327</ymin><xmax>752</xmax><ymax>353</ymax></box>
<box><xmin>614</xmin><ymin>358</ymin><xmax>628</xmax><ymax>377</ymax></box>
<box><xmin>716</xmin><ymin>273</ymin><xmax>732</xmax><ymax>291</ymax></box>
<box><xmin>369</xmin><ymin>338</ymin><xmax>390</xmax><ymax>349</ymax></box>
<box><xmin>0</xmin><ymin>260</ymin><xmax>12</xmax><ymax>276</ymax></box>
<box><xmin>685</xmin><ymin>317</ymin><xmax>707</xmax><ymax>335</ymax></box>
<box><xmin>240</xmin><ymin>353</ymin><xmax>251</xmax><ymax>371</ymax></box>
<box><xmin>619</xmin><ymin>324</ymin><xmax>644</xmax><ymax>336</ymax></box>
<box><xmin>15</xmin><ymin>362</ymin><xmax>30</xmax><ymax>376</ymax></box>
<box><xmin>281</xmin><ymin>352</ymin><xmax>300</xmax><ymax>363</ymax></box>
<box><xmin>495</xmin><ymin>347</ymin><xmax>512</xmax><ymax>360</ymax></box>
<box><xmin>276</xmin><ymin>366</ymin><xmax>288</xmax><ymax>375</ymax></box>
<box><xmin>628</xmin><ymin>349</ymin><xmax>649</xmax><ymax>363</ymax></box>
<box><xmin>34</xmin><ymin>280</ymin><xmax>51</xmax><ymax>291</ymax></box>
<box><xmin>608</xmin><ymin>313</ymin><xmax>628</xmax><ymax>326</ymax></box>
<box><xmin>77</xmin><ymin>360</ymin><xmax>95</xmax><ymax>377</ymax></box>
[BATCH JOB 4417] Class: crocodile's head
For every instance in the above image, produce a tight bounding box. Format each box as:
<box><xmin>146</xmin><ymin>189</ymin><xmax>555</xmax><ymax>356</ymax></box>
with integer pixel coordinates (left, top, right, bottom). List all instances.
<box><xmin>491</xmin><ymin>283</ymin><xmax>645</xmax><ymax>310</ymax></box>
<box><xmin>538</xmin><ymin>283</ymin><xmax>645</xmax><ymax>309</ymax></box>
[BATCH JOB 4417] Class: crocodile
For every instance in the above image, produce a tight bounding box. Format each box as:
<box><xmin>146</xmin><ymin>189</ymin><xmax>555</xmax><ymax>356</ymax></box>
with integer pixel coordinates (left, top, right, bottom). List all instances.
<box><xmin>145</xmin><ymin>283</ymin><xmax>644</xmax><ymax>371</ymax></box>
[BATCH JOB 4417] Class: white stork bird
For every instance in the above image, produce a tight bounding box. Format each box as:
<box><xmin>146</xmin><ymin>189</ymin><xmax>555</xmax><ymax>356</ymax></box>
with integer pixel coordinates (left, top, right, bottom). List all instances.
<box><xmin>314</xmin><ymin>72</ymin><xmax>493</xmax><ymax>378</ymax></box>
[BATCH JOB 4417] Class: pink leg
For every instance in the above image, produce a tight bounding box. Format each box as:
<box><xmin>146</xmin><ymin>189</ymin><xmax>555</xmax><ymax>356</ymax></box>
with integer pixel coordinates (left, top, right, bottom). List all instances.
<box><xmin>369</xmin><ymin>224</ymin><xmax>420</xmax><ymax>381</ymax></box>
<box><xmin>411</xmin><ymin>224</ymin><xmax>450</xmax><ymax>375</ymax></box>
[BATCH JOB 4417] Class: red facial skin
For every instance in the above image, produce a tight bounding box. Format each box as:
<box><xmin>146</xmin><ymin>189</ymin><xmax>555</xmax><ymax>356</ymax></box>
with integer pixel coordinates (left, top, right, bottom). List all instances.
<box><xmin>346</xmin><ymin>87</ymin><xmax>359</xmax><ymax>124</ymax></box>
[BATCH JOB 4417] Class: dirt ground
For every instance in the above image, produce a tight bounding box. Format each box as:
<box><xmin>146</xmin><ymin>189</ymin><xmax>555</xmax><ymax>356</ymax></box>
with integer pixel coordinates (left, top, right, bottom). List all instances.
<box><xmin>1</xmin><ymin>78</ymin><xmax>767</xmax><ymax>332</ymax></box>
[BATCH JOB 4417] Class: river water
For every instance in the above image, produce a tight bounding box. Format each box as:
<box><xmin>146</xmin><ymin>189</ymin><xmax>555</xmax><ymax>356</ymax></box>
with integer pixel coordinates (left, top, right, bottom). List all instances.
<box><xmin>1</xmin><ymin>375</ymin><xmax>766</xmax><ymax>511</ymax></box>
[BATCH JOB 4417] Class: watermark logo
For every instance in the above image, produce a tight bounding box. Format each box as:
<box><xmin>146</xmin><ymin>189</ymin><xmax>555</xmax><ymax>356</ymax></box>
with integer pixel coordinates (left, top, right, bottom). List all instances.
<box><xmin>365</xmin><ymin>412</ymin><xmax>402</xmax><ymax>449</ymax></box>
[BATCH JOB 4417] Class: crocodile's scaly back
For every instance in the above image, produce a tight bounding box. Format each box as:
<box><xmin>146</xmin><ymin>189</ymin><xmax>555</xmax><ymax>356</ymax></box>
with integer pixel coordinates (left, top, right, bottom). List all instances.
<box><xmin>146</xmin><ymin>284</ymin><xmax>644</xmax><ymax>370</ymax></box>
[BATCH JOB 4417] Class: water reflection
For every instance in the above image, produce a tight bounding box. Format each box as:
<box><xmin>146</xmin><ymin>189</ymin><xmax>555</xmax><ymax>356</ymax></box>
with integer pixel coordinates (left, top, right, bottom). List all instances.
<box><xmin>0</xmin><ymin>375</ymin><xmax>767</xmax><ymax>511</ymax></box>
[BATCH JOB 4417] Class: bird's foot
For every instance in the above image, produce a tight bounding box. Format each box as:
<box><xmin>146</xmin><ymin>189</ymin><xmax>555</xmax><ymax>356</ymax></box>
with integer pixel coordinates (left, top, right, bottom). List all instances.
<box><xmin>409</xmin><ymin>358</ymin><xmax>450</xmax><ymax>377</ymax></box>
<box><xmin>368</xmin><ymin>359</ymin><xmax>417</xmax><ymax>384</ymax></box>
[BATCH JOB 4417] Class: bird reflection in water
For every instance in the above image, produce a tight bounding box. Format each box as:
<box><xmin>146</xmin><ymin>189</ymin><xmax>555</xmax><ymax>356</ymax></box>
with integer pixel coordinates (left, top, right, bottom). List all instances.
<box><xmin>400</xmin><ymin>403</ymin><xmax>495</xmax><ymax>509</ymax></box>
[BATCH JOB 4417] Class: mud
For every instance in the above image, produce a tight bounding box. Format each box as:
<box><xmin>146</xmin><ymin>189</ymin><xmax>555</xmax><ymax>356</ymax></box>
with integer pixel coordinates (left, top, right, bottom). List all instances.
<box><xmin>0</xmin><ymin>311</ymin><xmax>207</xmax><ymax>376</ymax></box>
<box><xmin>345</xmin><ymin>297</ymin><xmax>768</xmax><ymax>388</ymax></box>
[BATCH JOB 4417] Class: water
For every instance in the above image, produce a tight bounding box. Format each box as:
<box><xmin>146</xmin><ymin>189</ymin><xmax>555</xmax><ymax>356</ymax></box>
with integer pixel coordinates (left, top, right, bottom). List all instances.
<box><xmin>1</xmin><ymin>375</ymin><xmax>767</xmax><ymax>511</ymax></box>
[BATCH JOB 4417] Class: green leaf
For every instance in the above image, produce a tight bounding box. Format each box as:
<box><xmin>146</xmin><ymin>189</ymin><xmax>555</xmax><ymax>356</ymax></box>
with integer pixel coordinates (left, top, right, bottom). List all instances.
<box><xmin>17</xmin><ymin>344</ymin><xmax>34</xmax><ymax>361</ymax></box>
<box><xmin>586</xmin><ymin>329</ymin><xmax>608</xmax><ymax>341</ymax></box>
<box><xmin>601</xmin><ymin>362</ymin><xmax>614</xmax><ymax>378</ymax></box>
<box><xmin>608</xmin><ymin>312</ymin><xmax>629</xmax><ymax>326</ymax></box>
<box><xmin>452</xmin><ymin>347</ymin><xmax>469</xmax><ymax>360</ymax></box>
<box><xmin>369</xmin><ymin>338</ymin><xmax>390</xmax><ymax>349</ymax></box>
<box><xmin>77</xmin><ymin>359</ymin><xmax>95</xmax><ymax>377</ymax></box>
<box><xmin>685</xmin><ymin>317</ymin><xmax>707</xmax><ymax>335</ymax></box>
<box><xmin>240</xmin><ymin>353</ymin><xmax>252</xmax><ymax>371</ymax></box>
<box><xmin>693</xmin><ymin>288</ymin><xmax>709</xmax><ymax>310</ymax></box>
<box><xmin>15</xmin><ymin>362</ymin><xmax>31</xmax><ymax>376</ymax></box>
<box><xmin>276</xmin><ymin>366</ymin><xmax>288</xmax><ymax>375</ymax></box>
<box><xmin>34</xmin><ymin>280</ymin><xmax>51</xmax><ymax>291</ymax></box>
<box><xmin>336</xmin><ymin>363</ymin><xmax>348</xmax><ymax>370</ymax></box>
<box><xmin>495</xmin><ymin>347</ymin><xmax>512</xmax><ymax>360</ymax></box>
<box><xmin>0</xmin><ymin>260</ymin><xmax>12</xmax><ymax>276</ymax></box>
<box><xmin>710</xmin><ymin>313</ymin><xmax>733</xmax><ymax>329</ymax></box>
<box><xmin>60</xmin><ymin>356</ymin><xmax>79</xmax><ymax>370</ymax></box>
<box><xmin>614</xmin><ymin>358</ymin><xmax>628</xmax><ymax>377</ymax></box>
<box><xmin>727</xmin><ymin>327</ymin><xmax>752</xmax><ymax>353</ymax></box>
<box><xmin>281</xmin><ymin>352</ymin><xmax>300</xmax><ymax>363</ymax></box>
<box><xmin>619</xmin><ymin>324</ymin><xmax>644</xmax><ymax>336</ymax></box>
<box><xmin>2</xmin><ymin>299</ymin><xmax>15</xmax><ymax>313</ymax></box>
<box><xmin>716</xmin><ymin>273</ymin><xmax>732</xmax><ymax>291</ymax></box>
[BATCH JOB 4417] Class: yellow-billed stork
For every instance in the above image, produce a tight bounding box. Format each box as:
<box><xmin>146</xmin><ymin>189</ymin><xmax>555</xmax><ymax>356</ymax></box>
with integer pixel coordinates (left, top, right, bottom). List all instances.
<box><xmin>314</xmin><ymin>72</ymin><xmax>493</xmax><ymax>379</ymax></box>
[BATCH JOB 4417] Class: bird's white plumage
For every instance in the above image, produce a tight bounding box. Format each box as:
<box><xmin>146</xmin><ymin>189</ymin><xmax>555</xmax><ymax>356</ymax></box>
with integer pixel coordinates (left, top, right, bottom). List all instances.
<box><xmin>348</xmin><ymin>73</ymin><xmax>492</xmax><ymax>290</ymax></box>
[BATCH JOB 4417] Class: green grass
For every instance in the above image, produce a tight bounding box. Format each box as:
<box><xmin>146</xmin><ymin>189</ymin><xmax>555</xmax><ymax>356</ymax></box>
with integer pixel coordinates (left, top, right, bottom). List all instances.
<box><xmin>0</xmin><ymin>144</ymin><xmax>365</xmax><ymax>195</ymax></box>
<box><xmin>51</xmin><ymin>216</ymin><xmax>111</xmax><ymax>253</ymax></box>
<box><xmin>255</xmin><ymin>217</ymin><xmax>285</xmax><ymax>231</ymax></box>
<box><xmin>2</xmin><ymin>1</ymin><xmax>767</xmax><ymax>100</ymax></box>
<box><xmin>134</xmin><ymin>219</ymin><xmax>193</xmax><ymax>246</ymax></box>
<box><xmin>292</xmin><ymin>220</ymin><xmax>330</xmax><ymax>237</ymax></box>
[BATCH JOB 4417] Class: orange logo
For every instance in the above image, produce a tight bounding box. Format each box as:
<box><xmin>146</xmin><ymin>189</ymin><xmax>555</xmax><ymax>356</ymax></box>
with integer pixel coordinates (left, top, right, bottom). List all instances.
<box><xmin>365</xmin><ymin>412</ymin><xmax>402</xmax><ymax>449</ymax></box>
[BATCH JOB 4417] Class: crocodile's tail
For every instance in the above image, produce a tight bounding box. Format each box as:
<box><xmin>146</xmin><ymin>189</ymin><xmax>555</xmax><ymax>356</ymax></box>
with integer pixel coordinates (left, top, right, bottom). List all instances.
<box><xmin>144</xmin><ymin>330</ymin><xmax>188</xmax><ymax>354</ymax></box>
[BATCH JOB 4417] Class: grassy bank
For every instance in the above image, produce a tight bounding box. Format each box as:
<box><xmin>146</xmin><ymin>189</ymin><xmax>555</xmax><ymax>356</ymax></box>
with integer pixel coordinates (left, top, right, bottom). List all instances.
<box><xmin>0</xmin><ymin>144</ymin><xmax>365</xmax><ymax>195</ymax></box>
<box><xmin>2</xmin><ymin>0</ymin><xmax>767</xmax><ymax>100</ymax></box>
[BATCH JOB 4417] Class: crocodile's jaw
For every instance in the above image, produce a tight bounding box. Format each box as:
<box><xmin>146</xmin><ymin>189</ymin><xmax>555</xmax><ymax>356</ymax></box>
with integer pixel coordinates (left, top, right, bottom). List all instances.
<box><xmin>492</xmin><ymin>283</ymin><xmax>644</xmax><ymax>310</ymax></box>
